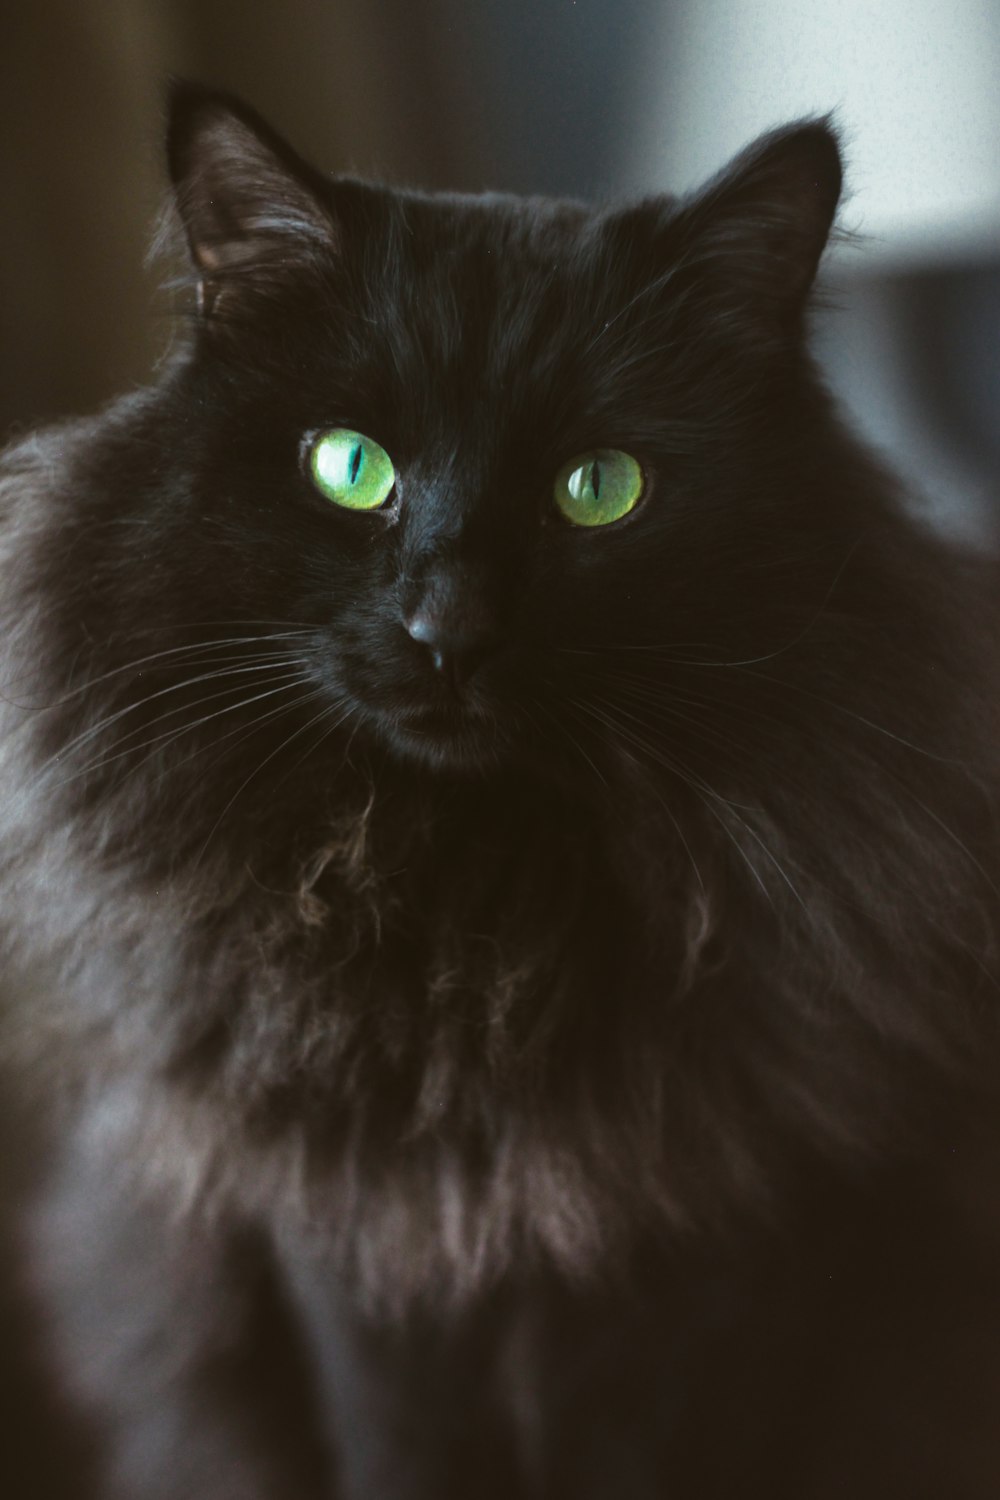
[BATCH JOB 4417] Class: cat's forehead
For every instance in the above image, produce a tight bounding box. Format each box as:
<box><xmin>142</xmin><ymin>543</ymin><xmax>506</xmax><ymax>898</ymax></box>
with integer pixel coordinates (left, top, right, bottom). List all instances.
<box><xmin>324</xmin><ymin>180</ymin><xmax>659</xmax><ymax>410</ymax></box>
<box><xmin>362</xmin><ymin>181</ymin><xmax>601</xmax><ymax>268</ymax></box>
<box><xmin>332</xmin><ymin>178</ymin><xmax>645</xmax><ymax>332</ymax></box>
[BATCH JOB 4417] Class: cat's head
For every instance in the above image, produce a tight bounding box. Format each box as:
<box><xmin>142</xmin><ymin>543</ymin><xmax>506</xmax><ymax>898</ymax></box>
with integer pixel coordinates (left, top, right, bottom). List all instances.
<box><xmin>31</xmin><ymin>84</ymin><xmax>851</xmax><ymax>842</ymax></box>
<box><xmin>102</xmin><ymin>84</ymin><xmax>840</xmax><ymax>784</ymax></box>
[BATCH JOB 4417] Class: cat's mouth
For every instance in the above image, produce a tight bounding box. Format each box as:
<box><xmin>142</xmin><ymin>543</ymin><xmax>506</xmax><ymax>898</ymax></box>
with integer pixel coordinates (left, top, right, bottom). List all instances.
<box><xmin>330</xmin><ymin>645</ymin><xmax>514</xmax><ymax>772</ymax></box>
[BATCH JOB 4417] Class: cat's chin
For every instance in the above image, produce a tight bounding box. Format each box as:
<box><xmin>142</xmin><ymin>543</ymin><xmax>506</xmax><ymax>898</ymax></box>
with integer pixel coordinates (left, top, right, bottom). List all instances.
<box><xmin>365</xmin><ymin>702</ymin><xmax>510</xmax><ymax>775</ymax></box>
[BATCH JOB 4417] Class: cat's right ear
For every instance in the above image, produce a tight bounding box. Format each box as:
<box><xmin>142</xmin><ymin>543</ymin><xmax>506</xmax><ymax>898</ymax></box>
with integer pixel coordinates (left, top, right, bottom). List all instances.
<box><xmin>165</xmin><ymin>81</ymin><xmax>337</xmax><ymax>317</ymax></box>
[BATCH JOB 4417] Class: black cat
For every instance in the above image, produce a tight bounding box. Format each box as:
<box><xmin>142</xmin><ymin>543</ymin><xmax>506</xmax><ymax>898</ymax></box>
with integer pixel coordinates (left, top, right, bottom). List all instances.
<box><xmin>2</xmin><ymin>83</ymin><xmax>999</xmax><ymax>1498</ymax></box>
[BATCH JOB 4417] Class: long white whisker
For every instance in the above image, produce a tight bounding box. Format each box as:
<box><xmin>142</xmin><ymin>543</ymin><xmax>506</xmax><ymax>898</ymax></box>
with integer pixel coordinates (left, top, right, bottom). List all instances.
<box><xmin>53</xmin><ymin>673</ymin><xmax>315</xmax><ymax>790</ymax></box>
<box><xmin>267</xmin><ymin>700</ymin><xmax>357</xmax><ymax>795</ymax></box>
<box><xmin>193</xmin><ymin>699</ymin><xmax>352</xmax><ymax>868</ymax></box>
<box><xmin>75</xmin><ymin>663</ymin><xmax>310</xmax><ymax>771</ymax></box>
<box><xmin>150</xmin><ymin>686</ymin><xmax>332</xmax><ymax>794</ymax></box>
<box><xmin>571</xmin><ymin>696</ymin><xmax>775</xmax><ymax>906</ymax></box>
<box><xmin>37</xmin><ymin>655</ymin><xmax>309</xmax><ymax>780</ymax></box>
<box><xmin>536</xmin><ymin>696</ymin><xmax>610</xmax><ymax>790</ymax></box>
<box><xmin>2</xmin><ymin>628</ymin><xmax>314</xmax><ymax>711</ymax></box>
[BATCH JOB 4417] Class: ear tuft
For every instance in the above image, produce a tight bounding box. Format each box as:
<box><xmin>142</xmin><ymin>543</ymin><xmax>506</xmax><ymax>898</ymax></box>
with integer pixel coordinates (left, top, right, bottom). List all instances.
<box><xmin>165</xmin><ymin>81</ymin><xmax>336</xmax><ymax>299</ymax></box>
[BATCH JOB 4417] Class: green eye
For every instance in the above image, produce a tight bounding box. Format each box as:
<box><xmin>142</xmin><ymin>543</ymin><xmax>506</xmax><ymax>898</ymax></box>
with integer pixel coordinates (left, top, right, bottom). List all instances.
<box><xmin>308</xmin><ymin>429</ymin><xmax>395</xmax><ymax>511</ymax></box>
<box><xmin>554</xmin><ymin>449</ymin><xmax>644</xmax><ymax>527</ymax></box>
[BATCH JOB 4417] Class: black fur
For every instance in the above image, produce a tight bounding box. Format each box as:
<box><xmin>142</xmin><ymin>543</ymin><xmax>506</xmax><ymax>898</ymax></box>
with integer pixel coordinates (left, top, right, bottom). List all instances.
<box><xmin>2</xmin><ymin>85</ymin><xmax>999</xmax><ymax>1497</ymax></box>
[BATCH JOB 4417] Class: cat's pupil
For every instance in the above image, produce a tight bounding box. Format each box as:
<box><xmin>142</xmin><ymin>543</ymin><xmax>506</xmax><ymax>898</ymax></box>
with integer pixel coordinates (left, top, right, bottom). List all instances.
<box><xmin>349</xmin><ymin>444</ymin><xmax>363</xmax><ymax>485</ymax></box>
<box><xmin>591</xmin><ymin>460</ymin><xmax>601</xmax><ymax>500</ymax></box>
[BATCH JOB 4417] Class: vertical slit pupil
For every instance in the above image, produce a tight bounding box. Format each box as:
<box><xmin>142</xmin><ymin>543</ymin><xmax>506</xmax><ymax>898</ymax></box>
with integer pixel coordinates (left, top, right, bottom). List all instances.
<box><xmin>349</xmin><ymin>444</ymin><xmax>363</xmax><ymax>485</ymax></box>
<box><xmin>591</xmin><ymin>460</ymin><xmax>601</xmax><ymax>499</ymax></box>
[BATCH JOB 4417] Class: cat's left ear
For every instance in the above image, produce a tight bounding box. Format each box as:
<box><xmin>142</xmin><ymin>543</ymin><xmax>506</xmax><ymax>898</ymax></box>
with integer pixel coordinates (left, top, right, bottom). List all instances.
<box><xmin>166</xmin><ymin>81</ymin><xmax>337</xmax><ymax>312</ymax></box>
<box><xmin>673</xmin><ymin>119</ymin><xmax>843</xmax><ymax>324</ymax></box>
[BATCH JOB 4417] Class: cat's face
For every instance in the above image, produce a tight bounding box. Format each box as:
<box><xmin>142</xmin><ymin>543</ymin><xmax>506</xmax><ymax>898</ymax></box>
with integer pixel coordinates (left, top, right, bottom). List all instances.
<box><xmin>173</xmin><ymin>182</ymin><xmax>670</xmax><ymax>775</ymax></box>
<box><xmin>56</xmin><ymin>90</ymin><xmax>844</xmax><ymax>797</ymax></box>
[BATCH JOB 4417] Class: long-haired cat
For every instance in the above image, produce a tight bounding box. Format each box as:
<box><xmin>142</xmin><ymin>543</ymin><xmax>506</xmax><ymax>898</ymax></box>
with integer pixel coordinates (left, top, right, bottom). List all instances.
<box><xmin>2</xmin><ymin>84</ymin><xmax>1000</xmax><ymax>1498</ymax></box>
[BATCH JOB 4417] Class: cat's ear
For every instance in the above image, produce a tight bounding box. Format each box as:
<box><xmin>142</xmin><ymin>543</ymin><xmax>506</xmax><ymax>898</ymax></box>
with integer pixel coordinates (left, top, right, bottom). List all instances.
<box><xmin>675</xmin><ymin>119</ymin><xmax>843</xmax><ymax>324</ymax></box>
<box><xmin>165</xmin><ymin>81</ymin><xmax>337</xmax><ymax>313</ymax></box>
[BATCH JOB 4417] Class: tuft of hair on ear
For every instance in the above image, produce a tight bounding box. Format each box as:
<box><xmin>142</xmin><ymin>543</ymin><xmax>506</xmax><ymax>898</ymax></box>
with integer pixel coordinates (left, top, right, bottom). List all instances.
<box><xmin>674</xmin><ymin>117</ymin><xmax>844</xmax><ymax>331</ymax></box>
<box><xmin>162</xmin><ymin>80</ymin><xmax>339</xmax><ymax>321</ymax></box>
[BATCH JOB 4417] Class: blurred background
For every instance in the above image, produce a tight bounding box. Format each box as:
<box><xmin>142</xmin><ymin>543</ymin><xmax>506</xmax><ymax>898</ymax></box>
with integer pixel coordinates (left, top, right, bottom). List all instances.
<box><xmin>2</xmin><ymin>2</ymin><xmax>1000</xmax><ymax>1495</ymax></box>
<box><xmin>2</xmin><ymin>0</ymin><xmax>999</xmax><ymax>536</ymax></box>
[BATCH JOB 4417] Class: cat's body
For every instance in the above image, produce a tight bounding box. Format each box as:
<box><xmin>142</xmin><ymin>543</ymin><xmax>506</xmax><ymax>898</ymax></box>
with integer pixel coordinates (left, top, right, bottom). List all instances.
<box><xmin>3</xmin><ymin>87</ymin><xmax>1000</xmax><ymax>1497</ymax></box>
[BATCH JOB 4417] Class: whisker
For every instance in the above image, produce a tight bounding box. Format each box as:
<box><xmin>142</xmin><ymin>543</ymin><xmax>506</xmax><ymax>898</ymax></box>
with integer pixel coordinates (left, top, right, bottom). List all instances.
<box><xmin>535</xmin><ymin>695</ymin><xmax>610</xmax><ymax>791</ymax></box>
<box><xmin>570</xmin><ymin>696</ymin><xmax>776</xmax><ymax>907</ymax></box>
<box><xmin>554</xmin><ymin>534</ymin><xmax>866</xmax><ymax>675</ymax></box>
<box><xmin>193</xmin><ymin>698</ymin><xmax>353</xmax><ymax>867</ymax></box>
<box><xmin>585</xmin><ymin>679</ymin><xmax>765</xmax><ymax>762</ymax></box>
<box><xmin>36</xmin><ymin>654</ymin><xmax>310</xmax><ymax>781</ymax></box>
<box><xmin>52</xmin><ymin>673</ymin><xmax>315</xmax><ymax>791</ymax></box>
<box><xmin>71</xmin><ymin>664</ymin><xmax>311</xmax><ymax>776</ymax></box>
<box><xmin>2</xmin><ymin>628</ymin><xmax>315</xmax><ymax>713</ymax></box>
<box><xmin>728</xmin><ymin>667</ymin><xmax>968</xmax><ymax>768</ymax></box>
<box><xmin>580</xmin><ymin>687</ymin><xmax>759</xmax><ymax>806</ymax></box>
<box><xmin>267</xmin><ymin>699</ymin><xmax>357</xmax><ymax>795</ymax></box>
<box><xmin>574</xmin><ymin>656</ymin><xmax>997</xmax><ymax>927</ymax></box>
<box><xmin>150</xmin><ymin>685</ymin><xmax>332</xmax><ymax>795</ymax></box>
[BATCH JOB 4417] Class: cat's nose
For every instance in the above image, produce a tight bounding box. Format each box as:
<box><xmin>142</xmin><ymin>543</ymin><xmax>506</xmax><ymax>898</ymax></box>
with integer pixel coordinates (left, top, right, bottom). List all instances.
<box><xmin>405</xmin><ymin>610</ymin><xmax>497</xmax><ymax>688</ymax></box>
